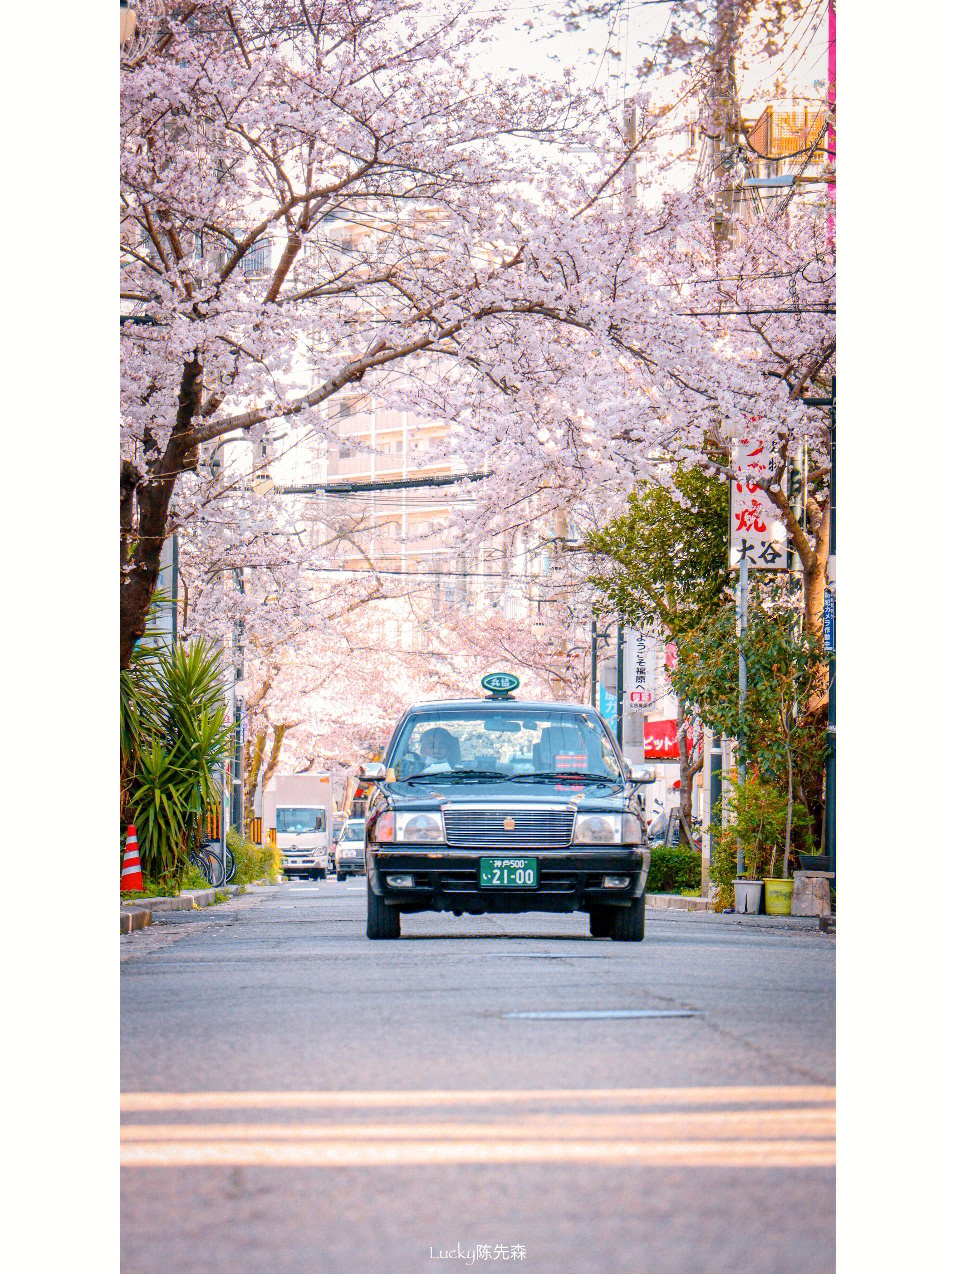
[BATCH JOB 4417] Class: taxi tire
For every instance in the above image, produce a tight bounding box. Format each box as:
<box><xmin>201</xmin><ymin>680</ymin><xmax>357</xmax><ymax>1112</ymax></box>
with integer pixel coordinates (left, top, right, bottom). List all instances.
<box><xmin>337</xmin><ymin>871</ymin><xmax>346</xmax><ymax>882</ymax></box>
<box><xmin>367</xmin><ymin>879</ymin><xmax>401</xmax><ymax>939</ymax></box>
<box><xmin>588</xmin><ymin>907</ymin><xmax>613</xmax><ymax>938</ymax></box>
<box><xmin>317</xmin><ymin>868</ymin><xmax>327</xmax><ymax>880</ymax></box>
<box><xmin>610</xmin><ymin>894</ymin><xmax>646</xmax><ymax>942</ymax></box>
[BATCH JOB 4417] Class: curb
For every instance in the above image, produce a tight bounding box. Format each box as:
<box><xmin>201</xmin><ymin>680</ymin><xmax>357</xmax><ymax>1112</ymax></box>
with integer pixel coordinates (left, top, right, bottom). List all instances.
<box><xmin>646</xmin><ymin>894</ymin><xmax>715</xmax><ymax>912</ymax></box>
<box><xmin>120</xmin><ymin>879</ymin><xmax>279</xmax><ymax>935</ymax></box>
<box><xmin>120</xmin><ymin>907</ymin><xmax>152</xmax><ymax>934</ymax></box>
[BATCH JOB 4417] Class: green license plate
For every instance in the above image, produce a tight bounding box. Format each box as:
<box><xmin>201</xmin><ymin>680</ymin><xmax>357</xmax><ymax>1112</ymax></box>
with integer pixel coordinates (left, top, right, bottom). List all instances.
<box><xmin>479</xmin><ymin>857</ymin><xmax>538</xmax><ymax>888</ymax></box>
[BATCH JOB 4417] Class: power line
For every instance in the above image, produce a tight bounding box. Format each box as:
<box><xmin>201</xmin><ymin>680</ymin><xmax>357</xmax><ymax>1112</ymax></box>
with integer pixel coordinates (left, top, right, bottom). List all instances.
<box><xmin>279</xmin><ymin>472</ymin><xmax>489</xmax><ymax>496</ymax></box>
<box><xmin>302</xmin><ymin>565</ymin><xmax>582</xmax><ymax>586</ymax></box>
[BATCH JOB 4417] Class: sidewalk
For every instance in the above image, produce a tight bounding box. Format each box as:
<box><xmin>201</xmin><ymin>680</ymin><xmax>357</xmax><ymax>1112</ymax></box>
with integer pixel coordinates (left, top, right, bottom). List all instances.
<box><xmin>120</xmin><ymin>880</ymin><xmax>279</xmax><ymax>933</ymax></box>
<box><xmin>646</xmin><ymin>893</ymin><xmax>833</xmax><ymax>933</ymax></box>
<box><xmin>646</xmin><ymin>893</ymin><xmax>714</xmax><ymax>913</ymax></box>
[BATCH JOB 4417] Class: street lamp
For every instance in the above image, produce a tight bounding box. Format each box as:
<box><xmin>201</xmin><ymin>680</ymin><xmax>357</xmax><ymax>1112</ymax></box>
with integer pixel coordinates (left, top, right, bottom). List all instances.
<box><xmin>121</xmin><ymin>0</ymin><xmax>170</xmax><ymax>68</ymax></box>
<box><xmin>120</xmin><ymin>1</ymin><xmax>137</xmax><ymax>47</ymax></box>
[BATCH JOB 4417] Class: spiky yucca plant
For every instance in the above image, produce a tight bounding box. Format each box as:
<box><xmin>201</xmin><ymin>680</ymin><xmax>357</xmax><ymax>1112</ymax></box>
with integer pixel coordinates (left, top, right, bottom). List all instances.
<box><xmin>121</xmin><ymin>601</ymin><xmax>232</xmax><ymax>878</ymax></box>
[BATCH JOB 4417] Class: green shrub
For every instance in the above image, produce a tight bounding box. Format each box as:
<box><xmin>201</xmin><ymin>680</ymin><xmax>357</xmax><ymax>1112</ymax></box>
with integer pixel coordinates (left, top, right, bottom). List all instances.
<box><xmin>227</xmin><ymin>828</ymin><xmax>281</xmax><ymax>884</ymax></box>
<box><xmin>122</xmin><ymin>624</ymin><xmax>232</xmax><ymax>880</ymax></box>
<box><xmin>646</xmin><ymin>848</ymin><xmax>701</xmax><ymax>895</ymax></box>
<box><xmin>120</xmin><ymin>859</ymin><xmax>209</xmax><ymax>899</ymax></box>
<box><xmin>708</xmin><ymin>776</ymin><xmax>813</xmax><ymax>910</ymax></box>
<box><xmin>708</xmin><ymin>824</ymin><xmax>738</xmax><ymax>912</ymax></box>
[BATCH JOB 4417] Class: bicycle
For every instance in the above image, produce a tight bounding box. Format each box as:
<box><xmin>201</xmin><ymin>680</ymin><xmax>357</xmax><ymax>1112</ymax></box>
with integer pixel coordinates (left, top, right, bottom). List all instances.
<box><xmin>221</xmin><ymin>842</ymin><xmax>236</xmax><ymax>884</ymax></box>
<box><xmin>189</xmin><ymin>840</ymin><xmax>226</xmax><ymax>888</ymax></box>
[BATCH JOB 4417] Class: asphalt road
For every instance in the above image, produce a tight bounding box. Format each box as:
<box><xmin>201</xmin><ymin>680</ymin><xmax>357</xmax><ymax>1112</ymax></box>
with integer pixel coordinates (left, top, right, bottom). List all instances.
<box><xmin>121</xmin><ymin>879</ymin><xmax>835</xmax><ymax>1274</ymax></box>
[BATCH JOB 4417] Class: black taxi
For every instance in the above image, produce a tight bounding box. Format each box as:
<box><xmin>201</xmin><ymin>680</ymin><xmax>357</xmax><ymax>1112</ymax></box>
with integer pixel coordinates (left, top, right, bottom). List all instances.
<box><xmin>360</xmin><ymin>677</ymin><xmax>653</xmax><ymax>941</ymax></box>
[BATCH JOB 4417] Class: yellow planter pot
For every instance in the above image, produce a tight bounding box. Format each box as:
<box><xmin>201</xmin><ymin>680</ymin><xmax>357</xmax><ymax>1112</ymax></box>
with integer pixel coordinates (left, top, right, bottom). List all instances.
<box><xmin>763</xmin><ymin>878</ymin><xmax>794</xmax><ymax>916</ymax></box>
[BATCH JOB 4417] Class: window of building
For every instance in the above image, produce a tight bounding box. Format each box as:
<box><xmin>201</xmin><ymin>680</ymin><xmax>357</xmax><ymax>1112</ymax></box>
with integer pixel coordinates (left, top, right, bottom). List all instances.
<box><xmin>242</xmin><ymin>238</ymin><xmax>271</xmax><ymax>275</ymax></box>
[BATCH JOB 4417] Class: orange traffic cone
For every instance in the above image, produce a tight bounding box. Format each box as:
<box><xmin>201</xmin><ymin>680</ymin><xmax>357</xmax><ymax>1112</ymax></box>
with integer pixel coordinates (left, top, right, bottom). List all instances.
<box><xmin>121</xmin><ymin>825</ymin><xmax>144</xmax><ymax>893</ymax></box>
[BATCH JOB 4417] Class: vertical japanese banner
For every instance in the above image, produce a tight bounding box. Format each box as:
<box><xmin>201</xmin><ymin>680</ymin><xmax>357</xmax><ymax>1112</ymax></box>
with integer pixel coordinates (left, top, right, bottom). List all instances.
<box><xmin>598</xmin><ymin>682</ymin><xmax>617</xmax><ymax>725</ymax></box>
<box><xmin>624</xmin><ymin>628</ymin><xmax>661</xmax><ymax>705</ymax></box>
<box><xmin>730</xmin><ymin>439</ymin><xmax>788</xmax><ymax>570</ymax></box>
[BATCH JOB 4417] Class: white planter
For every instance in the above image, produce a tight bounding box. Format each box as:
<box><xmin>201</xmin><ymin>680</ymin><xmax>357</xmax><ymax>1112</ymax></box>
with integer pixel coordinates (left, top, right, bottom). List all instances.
<box><xmin>734</xmin><ymin>879</ymin><xmax>764</xmax><ymax>914</ymax></box>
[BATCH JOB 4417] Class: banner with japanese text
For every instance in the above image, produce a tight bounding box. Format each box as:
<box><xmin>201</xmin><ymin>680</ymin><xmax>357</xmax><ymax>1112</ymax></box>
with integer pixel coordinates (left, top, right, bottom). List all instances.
<box><xmin>730</xmin><ymin>439</ymin><xmax>788</xmax><ymax>570</ymax></box>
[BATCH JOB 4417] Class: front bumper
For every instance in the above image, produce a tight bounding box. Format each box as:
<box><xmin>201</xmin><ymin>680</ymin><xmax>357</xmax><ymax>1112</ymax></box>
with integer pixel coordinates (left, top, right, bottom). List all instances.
<box><xmin>281</xmin><ymin>853</ymin><xmax>328</xmax><ymax>874</ymax></box>
<box><xmin>335</xmin><ymin>856</ymin><xmax>365</xmax><ymax>875</ymax></box>
<box><xmin>367</xmin><ymin>847</ymin><xmax>650</xmax><ymax>914</ymax></box>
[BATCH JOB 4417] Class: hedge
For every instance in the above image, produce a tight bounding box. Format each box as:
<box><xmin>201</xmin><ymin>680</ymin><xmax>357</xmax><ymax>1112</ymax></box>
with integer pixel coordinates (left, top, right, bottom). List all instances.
<box><xmin>226</xmin><ymin>828</ymin><xmax>282</xmax><ymax>885</ymax></box>
<box><xmin>645</xmin><ymin>848</ymin><xmax>700</xmax><ymax>895</ymax></box>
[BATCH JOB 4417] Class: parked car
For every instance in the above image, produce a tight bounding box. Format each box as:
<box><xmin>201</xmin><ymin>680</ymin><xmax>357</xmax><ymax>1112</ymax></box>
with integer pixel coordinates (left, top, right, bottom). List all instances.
<box><xmin>334</xmin><ymin>819</ymin><xmax>366</xmax><ymax>881</ymax></box>
<box><xmin>361</xmin><ymin>680</ymin><xmax>653</xmax><ymax>940</ymax></box>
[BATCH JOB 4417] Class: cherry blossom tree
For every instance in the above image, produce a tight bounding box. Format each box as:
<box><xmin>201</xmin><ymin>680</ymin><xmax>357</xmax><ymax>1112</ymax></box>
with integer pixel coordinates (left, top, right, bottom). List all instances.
<box><xmin>122</xmin><ymin>0</ymin><xmax>834</xmax><ymax>789</ymax></box>
<box><xmin>121</xmin><ymin>0</ymin><xmax>621</xmax><ymax>667</ymax></box>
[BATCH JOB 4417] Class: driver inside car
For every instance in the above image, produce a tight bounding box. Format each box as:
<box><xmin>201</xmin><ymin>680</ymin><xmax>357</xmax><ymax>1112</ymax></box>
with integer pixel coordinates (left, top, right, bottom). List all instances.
<box><xmin>417</xmin><ymin>726</ymin><xmax>459</xmax><ymax>773</ymax></box>
<box><xmin>398</xmin><ymin>727</ymin><xmax>462</xmax><ymax>777</ymax></box>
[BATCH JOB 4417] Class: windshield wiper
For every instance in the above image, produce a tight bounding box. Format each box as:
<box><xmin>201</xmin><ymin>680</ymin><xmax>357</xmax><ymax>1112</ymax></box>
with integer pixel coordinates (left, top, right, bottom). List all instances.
<box><xmin>403</xmin><ymin>769</ymin><xmax>504</xmax><ymax>783</ymax></box>
<box><xmin>505</xmin><ymin>771</ymin><xmax>622</xmax><ymax>784</ymax></box>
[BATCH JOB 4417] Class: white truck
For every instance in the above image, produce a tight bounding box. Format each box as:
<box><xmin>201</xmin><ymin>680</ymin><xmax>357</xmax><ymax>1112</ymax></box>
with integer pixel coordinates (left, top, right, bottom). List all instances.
<box><xmin>263</xmin><ymin>773</ymin><xmax>334</xmax><ymax>879</ymax></box>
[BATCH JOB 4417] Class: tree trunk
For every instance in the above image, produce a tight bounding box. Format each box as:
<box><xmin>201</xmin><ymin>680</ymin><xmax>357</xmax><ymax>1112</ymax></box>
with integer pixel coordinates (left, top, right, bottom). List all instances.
<box><xmin>120</xmin><ymin>475</ymin><xmax>178</xmax><ymax>668</ymax></box>
<box><xmin>765</xmin><ymin>484</ymin><xmax>830</xmax><ymax>638</ymax></box>
<box><xmin>120</xmin><ymin>356</ymin><xmax>203</xmax><ymax>669</ymax></box>
<box><xmin>260</xmin><ymin>725</ymin><xmax>289</xmax><ymax>796</ymax></box>
<box><xmin>802</xmin><ymin>498</ymin><xmax>830</xmax><ymax>641</ymax></box>
<box><xmin>676</xmin><ymin>698</ymin><xmax>703</xmax><ymax>846</ymax></box>
<box><xmin>244</xmin><ymin>729</ymin><xmax>267</xmax><ymax>816</ymax></box>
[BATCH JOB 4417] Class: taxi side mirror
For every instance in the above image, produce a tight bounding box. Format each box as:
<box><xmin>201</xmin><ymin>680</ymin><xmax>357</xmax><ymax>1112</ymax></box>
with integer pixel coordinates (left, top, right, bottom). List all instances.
<box><xmin>358</xmin><ymin>762</ymin><xmax>386</xmax><ymax>782</ymax></box>
<box><xmin>627</xmin><ymin>763</ymin><xmax>656</xmax><ymax>784</ymax></box>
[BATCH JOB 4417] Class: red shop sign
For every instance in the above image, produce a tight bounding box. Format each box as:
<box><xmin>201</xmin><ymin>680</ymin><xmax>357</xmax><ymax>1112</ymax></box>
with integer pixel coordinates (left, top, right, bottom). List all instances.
<box><xmin>643</xmin><ymin>720</ymin><xmax>696</xmax><ymax>760</ymax></box>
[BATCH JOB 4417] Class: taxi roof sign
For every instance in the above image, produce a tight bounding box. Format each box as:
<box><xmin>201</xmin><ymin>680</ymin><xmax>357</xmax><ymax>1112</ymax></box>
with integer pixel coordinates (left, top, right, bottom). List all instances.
<box><xmin>481</xmin><ymin>672</ymin><xmax>520</xmax><ymax>698</ymax></box>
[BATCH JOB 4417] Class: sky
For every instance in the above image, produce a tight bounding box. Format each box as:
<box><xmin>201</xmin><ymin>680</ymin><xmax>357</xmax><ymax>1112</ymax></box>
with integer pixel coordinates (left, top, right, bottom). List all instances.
<box><xmin>480</xmin><ymin>0</ymin><xmax>830</xmax><ymax>107</ymax></box>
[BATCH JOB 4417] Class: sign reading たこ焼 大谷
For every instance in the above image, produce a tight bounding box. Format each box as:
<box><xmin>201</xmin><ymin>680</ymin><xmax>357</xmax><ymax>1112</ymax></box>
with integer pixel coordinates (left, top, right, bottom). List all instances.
<box><xmin>730</xmin><ymin>439</ymin><xmax>788</xmax><ymax>570</ymax></box>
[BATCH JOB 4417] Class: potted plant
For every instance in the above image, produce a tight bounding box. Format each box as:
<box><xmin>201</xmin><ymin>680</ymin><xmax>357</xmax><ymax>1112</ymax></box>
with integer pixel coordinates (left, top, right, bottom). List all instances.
<box><xmin>763</xmin><ymin>845</ymin><xmax>794</xmax><ymax>916</ymax></box>
<box><xmin>734</xmin><ymin>874</ymin><xmax>765</xmax><ymax>914</ymax></box>
<box><xmin>728</xmin><ymin>778</ymin><xmax>808</xmax><ymax>915</ymax></box>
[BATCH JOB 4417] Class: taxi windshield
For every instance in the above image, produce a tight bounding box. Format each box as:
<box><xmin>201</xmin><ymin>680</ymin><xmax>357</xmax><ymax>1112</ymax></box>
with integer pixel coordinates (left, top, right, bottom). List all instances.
<box><xmin>388</xmin><ymin>707</ymin><xmax>622</xmax><ymax>783</ymax></box>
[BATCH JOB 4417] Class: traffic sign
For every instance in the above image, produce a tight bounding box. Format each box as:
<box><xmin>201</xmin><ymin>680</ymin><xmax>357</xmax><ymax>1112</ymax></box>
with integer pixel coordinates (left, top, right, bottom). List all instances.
<box><xmin>823</xmin><ymin>588</ymin><xmax>835</xmax><ymax>653</ymax></box>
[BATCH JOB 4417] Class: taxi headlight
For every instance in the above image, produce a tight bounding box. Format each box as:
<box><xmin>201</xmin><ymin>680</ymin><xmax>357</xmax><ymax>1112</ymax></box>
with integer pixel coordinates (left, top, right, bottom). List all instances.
<box><xmin>622</xmin><ymin>813</ymin><xmax>643</xmax><ymax>843</ymax></box>
<box><xmin>572</xmin><ymin>813</ymin><xmax>622</xmax><ymax>845</ymax></box>
<box><xmin>396</xmin><ymin>811</ymin><xmax>445</xmax><ymax>843</ymax></box>
<box><xmin>368</xmin><ymin>811</ymin><xmax>393</xmax><ymax>843</ymax></box>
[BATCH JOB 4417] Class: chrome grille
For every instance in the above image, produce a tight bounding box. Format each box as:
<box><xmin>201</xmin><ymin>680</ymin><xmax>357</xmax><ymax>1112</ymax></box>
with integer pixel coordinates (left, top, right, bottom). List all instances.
<box><xmin>443</xmin><ymin>808</ymin><xmax>574</xmax><ymax>848</ymax></box>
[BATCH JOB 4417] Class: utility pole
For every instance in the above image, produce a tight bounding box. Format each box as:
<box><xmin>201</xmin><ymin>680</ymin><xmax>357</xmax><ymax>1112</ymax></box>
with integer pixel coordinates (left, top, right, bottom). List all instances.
<box><xmin>736</xmin><ymin>556</ymin><xmax>748</xmax><ymax>877</ymax></box>
<box><xmin>803</xmin><ymin>384</ymin><xmax>836</xmax><ymax>872</ymax></box>
<box><xmin>701</xmin><ymin>728</ymin><xmax>723</xmax><ymax>896</ymax></box>
<box><xmin>615</xmin><ymin>622</ymin><xmax>625</xmax><ymax>748</ymax></box>
<box><xmin>827</xmin><ymin>0</ymin><xmax>836</xmax><ymax>238</ymax></box>
<box><xmin>590</xmin><ymin>620</ymin><xmax>598</xmax><ymax>708</ymax></box>
<box><xmin>826</xmin><ymin>0</ymin><xmax>836</xmax><ymax>866</ymax></box>
<box><xmin>231</xmin><ymin>567</ymin><xmax>245</xmax><ymax>837</ymax></box>
<box><xmin>825</xmin><ymin>387</ymin><xmax>836</xmax><ymax>866</ymax></box>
